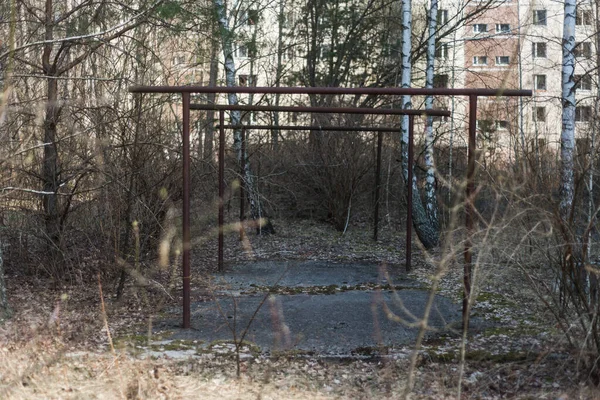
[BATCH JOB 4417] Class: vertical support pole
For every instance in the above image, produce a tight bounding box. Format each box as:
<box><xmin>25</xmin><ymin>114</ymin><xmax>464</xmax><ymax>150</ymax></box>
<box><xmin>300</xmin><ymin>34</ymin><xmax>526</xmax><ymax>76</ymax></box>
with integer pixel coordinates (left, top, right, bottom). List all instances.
<box><xmin>218</xmin><ymin>110</ymin><xmax>225</xmax><ymax>272</ymax></box>
<box><xmin>182</xmin><ymin>93</ymin><xmax>191</xmax><ymax>329</ymax></box>
<box><xmin>240</xmin><ymin>127</ymin><xmax>246</xmax><ymax>225</ymax></box>
<box><xmin>464</xmin><ymin>94</ymin><xmax>478</xmax><ymax>332</ymax></box>
<box><xmin>374</xmin><ymin>131</ymin><xmax>383</xmax><ymax>241</ymax></box>
<box><xmin>406</xmin><ymin>116</ymin><xmax>415</xmax><ymax>272</ymax></box>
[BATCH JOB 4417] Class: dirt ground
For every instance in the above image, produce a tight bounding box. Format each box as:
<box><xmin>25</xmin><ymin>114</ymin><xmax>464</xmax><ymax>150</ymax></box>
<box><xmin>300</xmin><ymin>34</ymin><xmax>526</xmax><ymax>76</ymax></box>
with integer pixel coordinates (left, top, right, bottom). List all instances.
<box><xmin>1</xmin><ymin>218</ymin><xmax>599</xmax><ymax>399</ymax></box>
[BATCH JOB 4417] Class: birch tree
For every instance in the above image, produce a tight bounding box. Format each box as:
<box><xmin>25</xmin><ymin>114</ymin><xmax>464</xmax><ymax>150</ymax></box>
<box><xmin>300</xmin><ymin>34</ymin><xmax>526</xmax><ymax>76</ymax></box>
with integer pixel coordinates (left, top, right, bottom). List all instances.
<box><xmin>560</xmin><ymin>0</ymin><xmax>576</xmax><ymax>220</ymax></box>
<box><xmin>400</xmin><ymin>0</ymin><xmax>438</xmax><ymax>249</ymax></box>
<box><xmin>423</xmin><ymin>0</ymin><xmax>439</xmax><ymax>234</ymax></box>
<box><xmin>214</xmin><ymin>0</ymin><xmax>275</xmax><ymax>234</ymax></box>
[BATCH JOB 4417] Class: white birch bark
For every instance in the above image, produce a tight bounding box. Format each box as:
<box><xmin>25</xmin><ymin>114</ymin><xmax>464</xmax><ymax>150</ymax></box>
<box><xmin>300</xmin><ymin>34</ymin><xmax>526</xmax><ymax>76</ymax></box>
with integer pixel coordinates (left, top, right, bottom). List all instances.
<box><xmin>400</xmin><ymin>0</ymin><xmax>438</xmax><ymax>249</ymax></box>
<box><xmin>214</xmin><ymin>0</ymin><xmax>274</xmax><ymax>234</ymax></box>
<box><xmin>560</xmin><ymin>0</ymin><xmax>576</xmax><ymax>220</ymax></box>
<box><xmin>399</xmin><ymin>0</ymin><xmax>412</xmax><ymax>168</ymax></box>
<box><xmin>424</xmin><ymin>0</ymin><xmax>439</xmax><ymax>230</ymax></box>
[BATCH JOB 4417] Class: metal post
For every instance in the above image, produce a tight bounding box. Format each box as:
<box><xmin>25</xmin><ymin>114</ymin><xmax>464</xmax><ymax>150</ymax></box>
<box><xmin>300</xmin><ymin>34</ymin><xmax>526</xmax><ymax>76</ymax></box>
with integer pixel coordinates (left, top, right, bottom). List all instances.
<box><xmin>374</xmin><ymin>131</ymin><xmax>383</xmax><ymax>241</ymax></box>
<box><xmin>240</xmin><ymin>127</ymin><xmax>246</xmax><ymax>228</ymax></box>
<box><xmin>464</xmin><ymin>94</ymin><xmax>478</xmax><ymax>332</ymax></box>
<box><xmin>406</xmin><ymin>116</ymin><xmax>414</xmax><ymax>272</ymax></box>
<box><xmin>182</xmin><ymin>93</ymin><xmax>191</xmax><ymax>329</ymax></box>
<box><xmin>218</xmin><ymin>110</ymin><xmax>225</xmax><ymax>272</ymax></box>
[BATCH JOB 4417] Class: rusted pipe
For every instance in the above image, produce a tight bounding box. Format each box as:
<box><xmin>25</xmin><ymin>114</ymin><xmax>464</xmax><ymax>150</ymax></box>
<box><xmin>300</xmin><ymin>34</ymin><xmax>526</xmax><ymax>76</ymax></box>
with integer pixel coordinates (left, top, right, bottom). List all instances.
<box><xmin>406</xmin><ymin>115</ymin><xmax>415</xmax><ymax>272</ymax></box>
<box><xmin>182</xmin><ymin>93</ymin><xmax>191</xmax><ymax>329</ymax></box>
<box><xmin>374</xmin><ymin>131</ymin><xmax>383</xmax><ymax>241</ymax></box>
<box><xmin>218</xmin><ymin>110</ymin><xmax>225</xmax><ymax>272</ymax></box>
<box><xmin>132</xmin><ymin>85</ymin><xmax>532</xmax><ymax>98</ymax></box>
<box><xmin>192</xmin><ymin>104</ymin><xmax>451</xmax><ymax>117</ymax></box>
<box><xmin>216</xmin><ymin>124</ymin><xmax>420</xmax><ymax>132</ymax></box>
<box><xmin>463</xmin><ymin>95</ymin><xmax>478</xmax><ymax>332</ymax></box>
<box><xmin>240</xmin><ymin>127</ymin><xmax>246</xmax><ymax>240</ymax></box>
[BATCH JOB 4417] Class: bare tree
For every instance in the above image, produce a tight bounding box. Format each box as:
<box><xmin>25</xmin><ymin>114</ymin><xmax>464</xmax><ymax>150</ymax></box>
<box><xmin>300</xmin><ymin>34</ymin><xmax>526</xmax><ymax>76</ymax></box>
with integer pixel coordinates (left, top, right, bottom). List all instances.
<box><xmin>214</xmin><ymin>0</ymin><xmax>275</xmax><ymax>234</ymax></box>
<box><xmin>423</xmin><ymin>0</ymin><xmax>440</xmax><ymax>235</ymax></box>
<box><xmin>561</xmin><ymin>0</ymin><xmax>576</xmax><ymax>220</ymax></box>
<box><xmin>1</xmin><ymin>0</ymin><xmax>159</xmax><ymax>266</ymax></box>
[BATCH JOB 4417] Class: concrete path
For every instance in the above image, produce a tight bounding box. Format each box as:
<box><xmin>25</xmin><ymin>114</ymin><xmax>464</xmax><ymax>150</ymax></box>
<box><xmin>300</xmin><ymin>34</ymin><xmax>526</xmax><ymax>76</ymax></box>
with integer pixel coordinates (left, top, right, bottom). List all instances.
<box><xmin>158</xmin><ymin>261</ymin><xmax>464</xmax><ymax>355</ymax></box>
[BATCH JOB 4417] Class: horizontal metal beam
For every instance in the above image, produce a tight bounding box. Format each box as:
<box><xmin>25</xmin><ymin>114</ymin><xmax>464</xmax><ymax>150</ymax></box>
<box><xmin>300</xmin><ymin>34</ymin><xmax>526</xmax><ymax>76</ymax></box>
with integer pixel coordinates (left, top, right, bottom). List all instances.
<box><xmin>130</xmin><ymin>85</ymin><xmax>532</xmax><ymax>97</ymax></box>
<box><xmin>191</xmin><ymin>103</ymin><xmax>451</xmax><ymax>116</ymax></box>
<box><xmin>217</xmin><ymin>124</ymin><xmax>404</xmax><ymax>132</ymax></box>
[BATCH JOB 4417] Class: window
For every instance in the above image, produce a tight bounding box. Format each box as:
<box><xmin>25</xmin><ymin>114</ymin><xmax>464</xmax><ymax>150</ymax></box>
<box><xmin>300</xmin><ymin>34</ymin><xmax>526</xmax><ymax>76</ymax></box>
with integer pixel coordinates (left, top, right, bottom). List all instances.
<box><xmin>241</xmin><ymin>111</ymin><xmax>256</xmax><ymax>124</ymax></box>
<box><xmin>496</xmin><ymin>56</ymin><xmax>510</xmax><ymax>65</ymax></box>
<box><xmin>575</xmin><ymin>74</ymin><xmax>592</xmax><ymax>91</ymax></box>
<box><xmin>532</xmin><ymin>42</ymin><xmax>547</xmax><ymax>58</ymax></box>
<box><xmin>576</xmin><ymin>106</ymin><xmax>592</xmax><ymax>122</ymax></box>
<box><xmin>246</xmin><ymin>9</ymin><xmax>259</xmax><ymax>25</ymax></box>
<box><xmin>432</xmin><ymin>107</ymin><xmax>449</xmax><ymax>122</ymax></box>
<box><xmin>496</xmin><ymin>120</ymin><xmax>508</xmax><ymax>130</ymax></box>
<box><xmin>534</xmin><ymin>74</ymin><xmax>546</xmax><ymax>90</ymax></box>
<box><xmin>473</xmin><ymin>56</ymin><xmax>488</xmax><ymax>65</ymax></box>
<box><xmin>437</xmin><ymin>9</ymin><xmax>448</xmax><ymax>25</ymax></box>
<box><xmin>577</xmin><ymin>138</ymin><xmax>591</xmax><ymax>156</ymax></box>
<box><xmin>473</xmin><ymin>24</ymin><xmax>487</xmax><ymax>33</ymax></box>
<box><xmin>496</xmin><ymin>24</ymin><xmax>510</xmax><ymax>33</ymax></box>
<box><xmin>529</xmin><ymin>138</ymin><xmax>547</xmax><ymax>152</ymax></box>
<box><xmin>533</xmin><ymin>9</ymin><xmax>547</xmax><ymax>25</ymax></box>
<box><xmin>574</xmin><ymin>42</ymin><xmax>592</xmax><ymax>58</ymax></box>
<box><xmin>172</xmin><ymin>55</ymin><xmax>186</xmax><ymax>65</ymax></box>
<box><xmin>283</xmin><ymin>11</ymin><xmax>296</xmax><ymax>27</ymax></box>
<box><xmin>534</xmin><ymin>106</ymin><xmax>546</xmax><ymax>122</ymax></box>
<box><xmin>282</xmin><ymin>47</ymin><xmax>295</xmax><ymax>60</ymax></box>
<box><xmin>239</xmin><ymin>74</ymin><xmax>257</xmax><ymax>87</ymax></box>
<box><xmin>435</xmin><ymin>42</ymin><xmax>449</xmax><ymax>59</ymax></box>
<box><xmin>433</xmin><ymin>74</ymin><xmax>449</xmax><ymax>88</ymax></box>
<box><xmin>576</xmin><ymin>8</ymin><xmax>592</xmax><ymax>25</ymax></box>
<box><xmin>319</xmin><ymin>44</ymin><xmax>332</xmax><ymax>58</ymax></box>
<box><xmin>476</xmin><ymin>119</ymin><xmax>495</xmax><ymax>133</ymax></box>
<box><xmin>236</xmin><ymin>44</ymin><xmax>248</xmax><ymax>58</ymax></box>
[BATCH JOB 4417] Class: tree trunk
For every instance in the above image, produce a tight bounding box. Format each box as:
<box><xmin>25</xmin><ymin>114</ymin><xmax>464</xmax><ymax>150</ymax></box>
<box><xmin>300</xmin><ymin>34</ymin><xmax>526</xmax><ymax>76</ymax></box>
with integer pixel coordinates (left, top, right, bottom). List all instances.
<box><xmin>203</xmin><ymin>37</ymin><xmax>219</xmax><ymax>162</ymax></box>
<box><xmin>42</xmin><ymin>0</ymin><xmax>63</xmax><ymax>262</ymax></box>
<box><xmin>400</xmin><ymin>0</ymin><xmax>438</xmax><ymax>249</ymax></box>
<box><xmin>272</xmin><ymin>0</ymin><xmax>285</xmax><ymax>150</ymax></box>
<box><xmin>560</xmin><ymin>0</ymin><xmax>576</xmax><ymax>220</ymax></box>
<box><xmin>0</xmin><ymin>244</ymin><xmax>10</xmax><ymax>321</ymax></box>
<box><xmin>214</xmin><ymin>0</ymin><xmax>275</xmax><ymax>234</ymax></box>
<box><xmin>423</xmin><ymin>0</ymin><xmax>440</xmax><ymax>233</ymax></box>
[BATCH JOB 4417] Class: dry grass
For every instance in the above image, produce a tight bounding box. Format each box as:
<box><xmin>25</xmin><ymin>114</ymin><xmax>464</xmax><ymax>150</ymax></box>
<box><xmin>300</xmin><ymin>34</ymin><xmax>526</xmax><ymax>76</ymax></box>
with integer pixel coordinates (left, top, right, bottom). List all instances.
<box><xmin>2</xmin><ymin>219</ymin><xmax>600</xmax><ymax>399</ymax></box>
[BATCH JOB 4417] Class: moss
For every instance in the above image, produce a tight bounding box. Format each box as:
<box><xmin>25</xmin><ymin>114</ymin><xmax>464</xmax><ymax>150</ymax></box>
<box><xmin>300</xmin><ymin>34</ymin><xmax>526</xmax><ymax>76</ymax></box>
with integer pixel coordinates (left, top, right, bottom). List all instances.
<box><xmin>323</xmin><ymin>284</ymin><xmax>338</xmax><ymax>294</ymax></box>
<box><xmin>246</xmin><ymin>283</ymin><xmax>422</xmax><ymax>296</ymax></box>
<box><xmin>207</xmin><ymin>339</ymin><xmax>261</xmax><ymax>355</ymax></box>
<box><xmin>476</xmin><ymin>291</ymin><xmax>515</xmax><ymax>307</ymax></box>
<box><xmin>425</xmin><ymin>349</ymin><xmax>531</xmax><ymax>364</ymax></box>
<box><xmin>270</xmin><ymin>349</ymin><xmax>316</xmax><ymax>359</ymax></box>
<box><xmin>351</xmin><ymin>346</ymin><xmax>379</xmax><ymax>356</ymax></box>
<box><xmin>425</xmin><ymin>349</ymin><xmax>457</xmax><ymax>362</ymax></box>
<box><xmin>156</xmin><ymin>339</ymin><xmax>202</xmax><ymax>352</ymax></box>
<box><xmin>114</xmin><ymin>334</ymin><xmax>151</xmax><ymax>350</ymax></box>
<box><xmin>465</xmin><ymin>350</ymin><xmax>531</xmax><ymax>363</ymax></box>
<box><xmin>482</xmin><ymin>325</ymin><xmax>541</xmax><ymax>337</ymax></box>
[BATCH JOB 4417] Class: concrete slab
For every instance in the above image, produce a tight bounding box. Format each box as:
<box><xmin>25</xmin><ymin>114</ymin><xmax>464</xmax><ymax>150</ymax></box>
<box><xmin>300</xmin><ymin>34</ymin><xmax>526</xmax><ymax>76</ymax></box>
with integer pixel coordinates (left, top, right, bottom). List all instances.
<box><xmin>210</xmin><ymin>260</ymin><xmax>421</xmax><ymax>290</ymax></box>
<box><xmin>164</xmin><ymin>289</ymin><xmax>462</xmax><ymax>354</ymax></box>
<box><xmin>156</xmin><ymin>261</ymin><xmax>465</xmax><ymax>355</ymax></box>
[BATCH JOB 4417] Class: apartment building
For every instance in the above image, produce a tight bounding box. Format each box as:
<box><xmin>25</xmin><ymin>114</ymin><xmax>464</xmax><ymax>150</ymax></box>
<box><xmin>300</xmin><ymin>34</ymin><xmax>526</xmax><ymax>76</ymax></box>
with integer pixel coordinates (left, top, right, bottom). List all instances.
<box><xmin>171</xmin><ymin>0</ymin><xmax>597</xmax><ymax>159</ymax></box>
<box><xmin>433</xmin><ymin>0</ymin><xmax>598</xmax><ymax>158</ymax></box>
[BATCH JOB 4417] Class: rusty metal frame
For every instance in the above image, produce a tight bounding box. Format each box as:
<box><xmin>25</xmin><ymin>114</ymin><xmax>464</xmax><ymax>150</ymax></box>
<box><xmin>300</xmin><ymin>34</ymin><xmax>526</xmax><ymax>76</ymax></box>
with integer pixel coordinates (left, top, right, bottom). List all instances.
<box><xmin>129</xmin><ymin>85</ymin><xmax>531</xmax><ymax>331</ymax></box>
<box><xmin>208</xmin><ymin>108</ymin><xmax>448</xmax><ymax>276</ymax></box>
<box><xmin>213</xmin><ymin>122</ymin><xmax>430</xmax><ymax>266</ymax></box>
